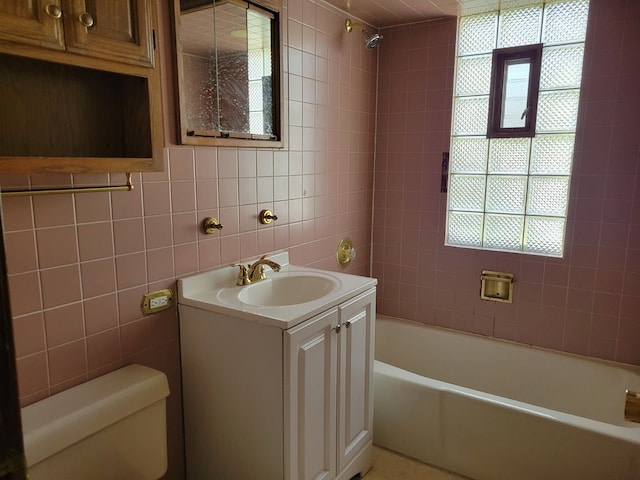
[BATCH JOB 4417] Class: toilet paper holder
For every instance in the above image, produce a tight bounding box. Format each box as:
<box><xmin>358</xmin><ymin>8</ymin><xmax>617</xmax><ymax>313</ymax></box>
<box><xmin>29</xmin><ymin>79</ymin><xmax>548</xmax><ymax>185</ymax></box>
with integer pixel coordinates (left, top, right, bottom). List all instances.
<box><xmin>480</xmin><ymin>270</ymin><xmax>514</xmax><ymax>303</ymax></box>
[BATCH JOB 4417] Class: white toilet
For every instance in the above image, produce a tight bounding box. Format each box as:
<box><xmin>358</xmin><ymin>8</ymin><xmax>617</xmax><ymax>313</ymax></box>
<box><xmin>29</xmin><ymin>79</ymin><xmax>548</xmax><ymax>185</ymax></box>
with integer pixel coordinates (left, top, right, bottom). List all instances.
<box><xmin>21</xmin><ymin>364</ymin><xmax>170</xmax><ymax>480</ymax></box>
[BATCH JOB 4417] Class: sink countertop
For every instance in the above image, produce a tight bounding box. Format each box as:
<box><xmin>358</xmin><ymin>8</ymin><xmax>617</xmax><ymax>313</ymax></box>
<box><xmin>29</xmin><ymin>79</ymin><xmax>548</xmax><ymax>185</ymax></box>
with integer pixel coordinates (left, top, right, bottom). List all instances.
<box><xmin>177</xmin><ymin>252</ymin><xmax>377</xmax><ymax>329</ymax></box>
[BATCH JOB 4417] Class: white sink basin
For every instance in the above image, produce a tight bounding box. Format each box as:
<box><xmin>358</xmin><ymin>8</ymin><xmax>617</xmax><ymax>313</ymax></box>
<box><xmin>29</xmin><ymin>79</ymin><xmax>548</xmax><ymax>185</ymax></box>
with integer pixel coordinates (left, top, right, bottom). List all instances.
<box><xmin>177</xmin><ymin>252</ymin><xmax>377</xmax><ymax>328</ymax></box>
<box><xmin>238</xmin><ymin>274</ymin><xmax>337</xmax><ymax>306</ymax></box>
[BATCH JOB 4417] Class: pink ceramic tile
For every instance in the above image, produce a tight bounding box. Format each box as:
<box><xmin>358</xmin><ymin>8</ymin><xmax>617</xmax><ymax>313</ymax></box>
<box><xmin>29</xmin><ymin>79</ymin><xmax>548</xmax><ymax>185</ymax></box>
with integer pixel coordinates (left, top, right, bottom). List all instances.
<box><xmin>172</xmin><ymin>212</ymin><xmax>198</xmax><ymax>245</ymax></box>
<box><xmin>12</xmin><ymin>313</ymin><xmax>45</xmax><ymax>357</ymax></box>
<box><xmin>171</xmin><ymin>181</ymin><xmax>196</xmax><ymax>213</ymax></box>
<box><xmin>594</xmin><ymin>269</ymin><xmax>624</xmax><ymax>294</ymax></box>
<box><xmin>616</xmin><ymin>338</ymin><xmax>640</xmax><ymax>365</ymax></box>
<box><xmin>588</xmin><ymin>336</ymin><xmax>616</xmax><ymax>361</ymax></box>
<box><xmin>149</xmin><ymin>310</ymin><xmax>180</xmax><ymax>347</ymax></box>
<box><xmin>168</xmin><ymin>148</ymin><xmax>195</xmax><ymax>181</ymax></box>
<box><xmin>213</xmin><ymin>207</ymin><xmax>238</xmax><ymax>236</ymax></box>
<box><xmin>599</xmin><ymin>223</ymin><xmax>629</xmax><ymax>249</ymax></box>
<box><xmin>48</xmin><ymin>339</ymin><xmax>87</xmax><ymax>385</ymax></box>
<box><xmin>541</xmin><ymin>284</ymin><xmax>567</xmax><ymax>309</ymax></box>
<box><xmin>218</xmin><ymin>178</ymin><xmax>239</xmax><ymax>207</ymax></box>
<box><xmin>566</xmin><ymin>288</ymin><xmax>594</xmax><ymax>312</ymax></box>
<box><xmin>80</xmin><ymin>259</ymin><xmax>116</xmax><ymax>299</ymax></box>
<box><xmin>592</xmin><ymin>291</ymin><xmax>622</xmax><ymax>316</ymax></box>
<box><xmin>597</xmin><ymin>246</ymin><xmax>626</xmax><ymax>271</ymax></box>
<box><xmin>111</xmin><ymin>187</ymin><xmax>143</xmax><ymax>220</ymax></box>
<box><xmin>174</xmin><ymin>243</ymin><xmax>199</xmax><ymax>277</ymax></box>
<box><xmin>1</xmin><ymin>197</ymin><xmax>33</xmax><ymax>231</ymax></box>
<box><xmin>239</xmin><ymin>205</ymin><xmax>256</xmax><ymax>233</ymax></box>
<box><xmin>196</xmin><ymin>179</ymin><xmax>218</xmax><ymax>211</ymax></box>
<box><xmin>119</xmin><ymin>318</ymin><xmax>152</xmax><ymax>357</ymax></box>
<box><xmin>8</xmin><ymin>272</ymin><xmax>42</xmax><ymax>316</ymax></box>
<box><xmin>147</xmin><ymin>247</ymin><xmax>174</xmax><ymax>282</ymax></box>
<box><xmin>75</xmin><ymin>192</ymin><xmax>112</xmax><ymax>223</ymax></box>
<box><xmin>142</xmin><ymin>182</ymin><xmax>171</xmax><ymax>216</ymax></box>
<box><xmin>240</xmin><ymin>232</ymin><xmax>259</xmax><ymax>260</ymax></box>
<box><xmin>219</xmin><ymin>235</ymin><xmax>241</xmax><ymax>265</ymax></box>
<box><xmin>4</xmin><ymin>230</ymin><xmax>37</xmax><ymax>274</ymax></box>
<box><xmin>44</xmin><ymin>303</ymin><xmax>84</xmax><ymax>348</ymax></box>
<box><xmin>77</xmin><ymin>222</ymin><xmax>114</xmax><ymax>261</ymax></box>
<box><xmin>73</xmin><ymin>173</ymin><xmax>109</xmax><ymax>187</ymax></box>
<box><xmin>40</xmin><ymin>265</ymin><xmax>81</xmax><ymax>309</ymax></box>
<box><xmin>113</xmin><ymin>218</ymin><xmax>145</xmax><ymax>255</ymax></box>
<box><xmin>544</xmin><ymin>263</ymin><xmax>570</xmax><ymax>286</ymax></box>
<box><xmin>117</xmin><ymin>285</ymin><xmax>148</xmax><ymax>325</ymax></box>
<box><xmin>83</xmin><ymin>294</ymin><xmax>118</xmax><ymax>335</ymax></box>
<box><xmin>33</xmin><ymin>195</ymin><xmax>75</xmax><ymax>228</ymax></box>
<box><xmin>144</xmin><ymin>215</ymin><xmax>173</xmax><ymax>250</ymax></box>
<box><xmin>197</xmin><ymin>237</ymin><xmax>221</xmax><ymax>271</ymax></box>
<box><xmin>114</xmin><ymin>253</ymin><xmax>147</xmax><ymax>290</ymax></box>
<box><xmin>238</xmin><ymin>178</ymin><xmax>257</xmax><ymax>206</ymax></box>
<box><xmin>195</xmin><ymin>147</ymin><xmax>217</xmax><ymax>179</ymax></box>
<box><xmin>29</xmin><ymin>174</ymin><xmax>71</xmax><ymax>188</ymax></box>
<box><xmin>591</xmin><ymin>313</ymin><xmax>619</xmax><ymax>338</ymax></box>
<box><xmin>16</xmin><ymin>352</ymin><xmax>49</xmax><ymax>400</ymax></box>
<box><xmin>87</xmin><ymin>329</ymin><xmax>121</xmax><ymax>371</ymax></box>
<box><xmin>34</xmin><ymin>226</ymin><xmax>79</xmax><ymax>269</ymax></box>
<box><xmin>217</xmin><ymin>148</ymin><xmax>239</xmax><ymax>178</ymax></box>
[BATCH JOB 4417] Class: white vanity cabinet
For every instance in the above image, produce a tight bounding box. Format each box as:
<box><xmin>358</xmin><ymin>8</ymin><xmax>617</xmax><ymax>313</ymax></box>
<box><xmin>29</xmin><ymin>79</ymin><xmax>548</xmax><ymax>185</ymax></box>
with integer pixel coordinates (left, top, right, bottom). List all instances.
<box><xmin>285</xmin><ymin>290</ymin><xmax>375</xmax><ymax>480</ymax></box>
<box><xmin>179</xmin><ymin>286</ymin><xmax>376</xmax><ymax>480</ymax></box>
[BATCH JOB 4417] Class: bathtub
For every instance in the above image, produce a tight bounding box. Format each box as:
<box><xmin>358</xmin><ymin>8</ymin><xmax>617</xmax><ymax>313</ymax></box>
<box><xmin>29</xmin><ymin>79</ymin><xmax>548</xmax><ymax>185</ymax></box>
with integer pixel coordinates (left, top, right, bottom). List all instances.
<box><xmin>373</xmin><ymin>315</ymin><xmax>640</xmax><ymax>480</ymax></box>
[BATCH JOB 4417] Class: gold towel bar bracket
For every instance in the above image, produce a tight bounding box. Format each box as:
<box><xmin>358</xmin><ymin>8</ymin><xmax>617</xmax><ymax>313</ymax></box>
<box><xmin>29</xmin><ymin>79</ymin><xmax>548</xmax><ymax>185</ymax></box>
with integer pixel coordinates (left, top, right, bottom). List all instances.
<box><xmin>0</xmin><ymin>173</ymin><xmax>134</xmax><ymax>197</ymax></box>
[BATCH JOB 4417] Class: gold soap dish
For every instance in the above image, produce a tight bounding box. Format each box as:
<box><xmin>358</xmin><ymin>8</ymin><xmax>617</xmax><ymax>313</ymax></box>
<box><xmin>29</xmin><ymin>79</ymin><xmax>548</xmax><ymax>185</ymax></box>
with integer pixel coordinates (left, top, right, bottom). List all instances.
<box><xmin>480</xmin><ymin>270</ymin><xmax>514</xmax><ymax>303</ymax></box>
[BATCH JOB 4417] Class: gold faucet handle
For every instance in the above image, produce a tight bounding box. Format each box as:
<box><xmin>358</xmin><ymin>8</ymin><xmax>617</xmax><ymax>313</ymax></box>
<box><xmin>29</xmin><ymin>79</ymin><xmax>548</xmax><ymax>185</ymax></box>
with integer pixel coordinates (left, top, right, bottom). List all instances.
<box><xmin>233</xmin><ymin>264</ymin><xmax>250</xmax><ymax>285</ymax></box>
<box><xmin>250</xmin><ymin>264</ymin><xmax>267</xmax><ymax>282</ymax></box>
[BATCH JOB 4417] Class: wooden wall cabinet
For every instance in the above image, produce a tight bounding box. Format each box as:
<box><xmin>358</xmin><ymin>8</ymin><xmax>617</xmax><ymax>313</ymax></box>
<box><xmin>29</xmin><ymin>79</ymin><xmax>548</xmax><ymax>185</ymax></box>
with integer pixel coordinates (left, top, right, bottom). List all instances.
<box><xmin>0</xmin><ymin>0</ymin><xmax>163</xmax><ymax>174</ymax></box>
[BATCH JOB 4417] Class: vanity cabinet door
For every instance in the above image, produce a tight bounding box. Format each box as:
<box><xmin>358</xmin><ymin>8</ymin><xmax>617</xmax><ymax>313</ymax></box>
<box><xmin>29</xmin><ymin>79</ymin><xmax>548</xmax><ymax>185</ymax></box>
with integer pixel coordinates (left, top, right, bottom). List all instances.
<box><xmin>0</xmin><ymin>1</ymin><xmax>65</xmax><ymax>50</ymax></box>
<box><xmin>337</xmin><ymin>290</ymin><xmax>375</xmax><ymax>475</ymax></box>
<box><xmin>64</xmin><ymin>0</ymin><xmax>155</xmax><ymax>67</ymax></box>
<box><xmin>285</xmin><ymin>308</ymin><xmax>338</xmax><ymax>480</ymax></box>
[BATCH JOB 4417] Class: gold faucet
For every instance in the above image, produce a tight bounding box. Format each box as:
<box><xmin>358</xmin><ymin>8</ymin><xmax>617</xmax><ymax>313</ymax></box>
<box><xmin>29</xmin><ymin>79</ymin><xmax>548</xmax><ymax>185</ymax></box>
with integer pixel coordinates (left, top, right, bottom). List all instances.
<box><xmin>234</xmin><ymin>255</ymin><xmax>281</xmax><ymax>285</ymax></box>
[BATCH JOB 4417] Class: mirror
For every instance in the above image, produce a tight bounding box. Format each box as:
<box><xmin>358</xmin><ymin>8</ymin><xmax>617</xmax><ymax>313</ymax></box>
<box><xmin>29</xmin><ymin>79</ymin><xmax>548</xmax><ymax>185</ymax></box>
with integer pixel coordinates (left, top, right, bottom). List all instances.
<box><xmin>173</xmin><ymin>0</ymin><xmax>282</xmax><ymax>147</ymax></box>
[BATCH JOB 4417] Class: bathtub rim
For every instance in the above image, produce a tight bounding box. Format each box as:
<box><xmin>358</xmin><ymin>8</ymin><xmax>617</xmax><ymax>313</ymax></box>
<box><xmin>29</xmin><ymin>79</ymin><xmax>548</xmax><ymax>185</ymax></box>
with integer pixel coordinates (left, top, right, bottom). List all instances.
<box><xmin>375</xmin><ymin>359</ymin><xmax>640</xmax><ymax>446</ymax></box>
<box><xmin>376</xmin><ymin>313</ymin><xmax>640</xmax><ymax>374</ymax></box>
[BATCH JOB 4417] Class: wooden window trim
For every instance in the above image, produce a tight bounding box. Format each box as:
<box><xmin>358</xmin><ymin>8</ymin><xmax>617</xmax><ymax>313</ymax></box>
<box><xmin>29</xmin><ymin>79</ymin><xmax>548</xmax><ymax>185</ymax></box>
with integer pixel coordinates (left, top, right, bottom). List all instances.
<box><xmin>487</xmin><ymin>44</ymin><xmax>543</xmax><ymax>138</ymax></box>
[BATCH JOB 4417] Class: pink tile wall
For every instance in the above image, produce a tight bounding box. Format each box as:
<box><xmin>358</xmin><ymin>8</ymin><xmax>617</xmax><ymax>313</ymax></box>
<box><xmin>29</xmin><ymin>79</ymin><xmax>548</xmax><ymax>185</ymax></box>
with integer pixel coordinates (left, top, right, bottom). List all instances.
<box><xmin>373</xmin><ymin>0</ymin><xmax>640</xmax><ymax>366</ymax></box>
<box><xmin>0</xmin><ymin>1</ymin><xmax>377</xmax><ymax>479</ymax></box>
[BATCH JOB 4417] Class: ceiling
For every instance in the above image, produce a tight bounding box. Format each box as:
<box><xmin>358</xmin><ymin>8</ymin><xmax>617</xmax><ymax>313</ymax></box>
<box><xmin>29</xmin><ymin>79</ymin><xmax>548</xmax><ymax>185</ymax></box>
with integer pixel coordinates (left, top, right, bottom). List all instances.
<box><xmin>320</xmin><ymin>0</ymin><xmax>542</xmax><ymax>28</ymax></box>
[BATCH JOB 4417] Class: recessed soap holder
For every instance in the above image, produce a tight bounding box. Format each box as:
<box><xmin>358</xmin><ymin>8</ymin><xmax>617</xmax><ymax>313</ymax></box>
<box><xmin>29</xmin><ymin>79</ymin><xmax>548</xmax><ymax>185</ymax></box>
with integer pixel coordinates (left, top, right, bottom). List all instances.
<box><xmin>480</xmin><ymin>270</ymin><xmax>514</xmax><ymax>303</ymax></box>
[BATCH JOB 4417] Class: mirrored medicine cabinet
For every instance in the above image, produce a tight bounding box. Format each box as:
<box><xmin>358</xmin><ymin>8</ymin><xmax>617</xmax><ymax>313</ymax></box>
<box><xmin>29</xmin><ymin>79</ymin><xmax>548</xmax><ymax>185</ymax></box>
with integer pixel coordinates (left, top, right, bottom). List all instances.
<box><xmin>171</xmin><ymin>0</ymin><xmax>283</xmax><ymax>148</ymax></box>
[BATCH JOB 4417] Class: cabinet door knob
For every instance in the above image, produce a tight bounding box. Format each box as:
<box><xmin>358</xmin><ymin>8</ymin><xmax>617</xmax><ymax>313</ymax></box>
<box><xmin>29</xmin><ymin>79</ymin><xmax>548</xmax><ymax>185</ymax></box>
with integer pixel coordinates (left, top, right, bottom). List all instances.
<box><xmin>333</xmin><ymin>324</ymin><xmax>341</xmax><ymax>333</ymax></box>
<box><xmin>45</xmin><ymin>4</ymin><xmax>62</xmax><ymax>19</ymax></box>
<box><xmin>78</xmin><ymin>11</ymin><xmax>94</xmax><ymax>27</ymax></box>
<box><xmin>344</xmin><ymin>321</ymin><xmax>351</xmax><ymax>328</ymax></box>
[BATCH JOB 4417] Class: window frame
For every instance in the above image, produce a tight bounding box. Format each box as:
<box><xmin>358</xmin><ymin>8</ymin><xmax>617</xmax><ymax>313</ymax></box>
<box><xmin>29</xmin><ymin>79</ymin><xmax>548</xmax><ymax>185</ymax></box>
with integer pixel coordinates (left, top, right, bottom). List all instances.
<box><xmin>487</xmin><ymin>43</ymin><xmax>543</xmax><ymax>138</ymax></box>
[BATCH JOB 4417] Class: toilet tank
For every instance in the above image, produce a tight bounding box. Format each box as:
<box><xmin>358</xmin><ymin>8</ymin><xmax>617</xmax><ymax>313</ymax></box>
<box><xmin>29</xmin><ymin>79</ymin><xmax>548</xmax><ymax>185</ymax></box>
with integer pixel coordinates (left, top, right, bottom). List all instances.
<box><xmin>21</xmin><ymin>364</ymin><xmax>170</xmax><ymax>480</ymax></box>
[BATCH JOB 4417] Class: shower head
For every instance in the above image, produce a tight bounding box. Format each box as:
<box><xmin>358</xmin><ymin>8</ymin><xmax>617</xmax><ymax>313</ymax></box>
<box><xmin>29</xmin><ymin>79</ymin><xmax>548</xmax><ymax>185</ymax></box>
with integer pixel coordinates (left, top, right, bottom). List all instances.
<box><xmin>345</xmin><ymin>18</ymin><xmax>382</xmax><ymax>49</ymax></box>
<box><xmin>363</xmin><ymin>30</ymin><xmax>382</xmax><ymax>49</ymax></box>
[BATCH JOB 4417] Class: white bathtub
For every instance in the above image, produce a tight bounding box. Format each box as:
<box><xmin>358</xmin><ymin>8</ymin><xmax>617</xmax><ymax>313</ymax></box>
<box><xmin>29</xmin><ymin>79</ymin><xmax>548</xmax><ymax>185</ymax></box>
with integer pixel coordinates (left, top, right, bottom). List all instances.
<box><xmin>373</xmin><ymin>315</ymin><xmax>640</xmax><ymax>480</ymax></box>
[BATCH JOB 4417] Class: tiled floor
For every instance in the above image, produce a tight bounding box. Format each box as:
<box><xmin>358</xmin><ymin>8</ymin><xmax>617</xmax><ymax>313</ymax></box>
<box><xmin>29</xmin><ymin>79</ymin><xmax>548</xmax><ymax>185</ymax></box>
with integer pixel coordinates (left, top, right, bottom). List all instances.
<box><xmin>363</xmin><ymin>446</ymin><xmax>470</xmax><ymax>480</ymax></box>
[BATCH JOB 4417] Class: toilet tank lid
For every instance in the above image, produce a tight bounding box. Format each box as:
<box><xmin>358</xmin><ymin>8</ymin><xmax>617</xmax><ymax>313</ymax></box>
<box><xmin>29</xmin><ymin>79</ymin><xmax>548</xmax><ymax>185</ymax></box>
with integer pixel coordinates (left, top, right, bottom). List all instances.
<box><xmin>21</xmin><ymin>364</ymin><xmax>170</xmax><ymax>467</ymax></box>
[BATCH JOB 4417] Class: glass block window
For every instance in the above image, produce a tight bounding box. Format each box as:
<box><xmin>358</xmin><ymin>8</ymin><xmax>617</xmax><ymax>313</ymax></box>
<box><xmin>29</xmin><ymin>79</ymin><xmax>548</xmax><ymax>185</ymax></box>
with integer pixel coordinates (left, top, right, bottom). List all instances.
<box><xmin>446</xmin><ymin>0</ymin><xmax>589</xmax><ymax>257</ymax></box>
